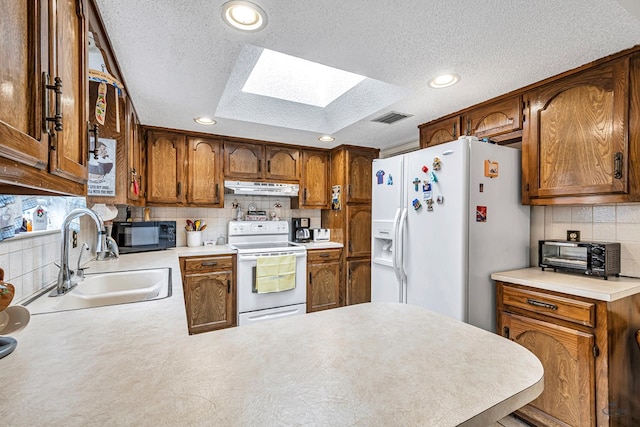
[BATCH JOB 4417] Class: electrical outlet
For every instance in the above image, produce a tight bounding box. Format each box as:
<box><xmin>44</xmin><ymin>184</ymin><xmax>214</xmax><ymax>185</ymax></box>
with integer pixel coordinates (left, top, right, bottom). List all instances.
<box><xmin>567</xmin><ymin>230</ymin><xmax>580</xmax><ymax>242</ymax></box>
<box><xmin>72</xmin><ymin>230</ymin><xmax>78</xmax><ymax>248</ymax></box>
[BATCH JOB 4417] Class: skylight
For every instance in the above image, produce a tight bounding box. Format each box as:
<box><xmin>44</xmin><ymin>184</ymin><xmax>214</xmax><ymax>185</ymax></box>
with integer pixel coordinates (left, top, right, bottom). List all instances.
<box><xmin>241</xmin><ymin>49</ymin><xmax>366</xmax><ymax>108</ymax></box>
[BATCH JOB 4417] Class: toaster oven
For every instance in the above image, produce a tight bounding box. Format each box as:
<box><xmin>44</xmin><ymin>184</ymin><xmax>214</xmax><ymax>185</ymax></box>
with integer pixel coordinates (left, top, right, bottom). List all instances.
<box><xmin>538</xmin><ymin>240</ymin><xmax>620</xmax><ymax>279</ymax></box>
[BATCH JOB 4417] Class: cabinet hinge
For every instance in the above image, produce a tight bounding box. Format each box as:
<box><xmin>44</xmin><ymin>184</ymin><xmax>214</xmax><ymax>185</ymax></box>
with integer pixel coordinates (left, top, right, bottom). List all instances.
<box><xmin>593</xmin><ymin>344</ymin><xmax>599</xmax><ymax>358</ymax></box>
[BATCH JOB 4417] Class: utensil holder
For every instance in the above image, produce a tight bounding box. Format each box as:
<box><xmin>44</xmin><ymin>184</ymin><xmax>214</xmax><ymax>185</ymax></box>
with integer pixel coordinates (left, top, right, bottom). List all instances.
<box><xmin>186</xmin><ymin>231</ymin><xmax>202</xmax><ymax>247</ymax></box>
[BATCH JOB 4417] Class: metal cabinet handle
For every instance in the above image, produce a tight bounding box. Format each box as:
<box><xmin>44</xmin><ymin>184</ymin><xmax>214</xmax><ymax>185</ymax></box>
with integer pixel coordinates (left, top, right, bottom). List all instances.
<box><xmin>303</xmin><ymin>188</ymin><xmax>307</xmax><ymax>202</ymax></box>
<box><xmin>267</xmin><ymin>160</ymin><xmax>271</xmax><ymax>173</ymax></box>
<box><xmin>201</xmin><ymin>261</ymin><xmax>218</xmax><ymax>266</ymax></box>
<box><xmin>452</xmin><ymin>122</ymin><xmax>457</xmax><ymax>138</ymax></box>
<box><xmin>227</xmin><ymin>280</ymin><xmax>230</xmax><ymax>294</ymax></box>
<box><xmin>319</xmin><ymin>253</ymin><xmax>329</xmax><ymax>258</ymax></box>
<box><xmin>214</xmin><ymin>183</ymin><xmax>219</xmax><ymax>202</ymax></box>
<box><xmin>258</xmin><ymin>160</ymin><xmax>262</xmax><ymax>173</ymax></box>
<box><xmin>177</xmin><ymin>182</ymin><xmax>182</xmax><ymax>197</ymax></box>
<box><xmin>614</xmin><ymin>152</ymin><xmax>623</xmax><ymax>179</ymax></box>
<box><xmin>348</xmin><ymin>241</ymin><xmax>353</xmax><ymax>253</ymax></box>
<box><xmin>526</xmin><ymin>298</ymin><xmax>557</xmax><ymax>310</ymax></box>
<box><xmin>466</xmin><ymin>118</ymin><xmax>471</xmax><ymax>135</ymax></box>
<box><xmin>309</xmin><ymin>272</ymin><xmax>312</xmax><ymax>284</ymax></box>
<box><xmin>44</xmin><ymin>73</ymin><xmax>63</xmax><ymax>133</ymax></box>
<box><xmin>503</xmin><ymin>326</ymin><xmax>510</xmax><ymax>339</ymax></box>
<box><xmin>88</xmin><ymin>124</ymin><xmax>100</xmax><ymax>159</ymax></box>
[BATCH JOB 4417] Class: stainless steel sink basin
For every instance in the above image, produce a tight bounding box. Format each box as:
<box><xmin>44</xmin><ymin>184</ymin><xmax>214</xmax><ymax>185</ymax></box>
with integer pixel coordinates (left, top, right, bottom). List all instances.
<box><xmin>24</xmin><ymin>268</ymin><xmax>172</xmax><ymax>314</ymax></box>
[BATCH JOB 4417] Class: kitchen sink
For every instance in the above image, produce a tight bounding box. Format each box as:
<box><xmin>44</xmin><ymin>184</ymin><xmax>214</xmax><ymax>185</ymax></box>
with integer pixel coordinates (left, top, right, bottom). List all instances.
<box><xmin>23</xmin><ymin>268</ymin><xmax>172</xmax><ymax>314</ymax></box>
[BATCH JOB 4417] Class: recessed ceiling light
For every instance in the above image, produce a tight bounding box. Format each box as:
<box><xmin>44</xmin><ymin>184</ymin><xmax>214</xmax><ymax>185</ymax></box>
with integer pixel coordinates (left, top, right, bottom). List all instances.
<box><xmin>194</xmin><ymin>116</ymin><xmax>216</xmax><ymax>125</ymax></box>
<box><xmin>318</xmin><ymin>135</ymin><xmax>335</xmax><ymax>142</ymax></box>
<box><xmin>428</xmin><ymin>73</ymin><xmax>460</xmax><ymax>89</ymax></box>
<box><xmin>222</xmin><ymin>1</ymin><xmax>267</xmax><ymax>32</ymax></box>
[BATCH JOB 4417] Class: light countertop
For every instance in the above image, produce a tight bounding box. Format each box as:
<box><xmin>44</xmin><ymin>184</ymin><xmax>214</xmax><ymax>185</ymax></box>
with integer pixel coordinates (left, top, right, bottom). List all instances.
<box><xmin>2</xmin><ymin>250</ymin><xmax>542</xmax><ymax>426</ymax></box>
<box><xmin>300</xmin><ymin>241</ymin><xmax>344</xmax><ymax>250</ymax></box>
<box><xmin>491</xmin><ymin>267</ymin><xmax>640</xmax><ymax>301</ymax></box>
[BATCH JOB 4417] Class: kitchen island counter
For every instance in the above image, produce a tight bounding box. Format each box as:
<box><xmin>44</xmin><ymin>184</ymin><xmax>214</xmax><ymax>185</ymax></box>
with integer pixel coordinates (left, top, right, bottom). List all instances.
<box><xmin>2</xmin><ymin>251</ymin><xmax>542</xmax><ymax>426</ymax></box>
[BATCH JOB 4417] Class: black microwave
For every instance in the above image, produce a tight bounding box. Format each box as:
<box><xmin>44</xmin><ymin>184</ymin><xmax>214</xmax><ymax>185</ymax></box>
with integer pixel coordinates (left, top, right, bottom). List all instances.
<box><xmin>112</xmin><ymin>221</ymin><xmax>176</xmax><ymax>254</ymax></box>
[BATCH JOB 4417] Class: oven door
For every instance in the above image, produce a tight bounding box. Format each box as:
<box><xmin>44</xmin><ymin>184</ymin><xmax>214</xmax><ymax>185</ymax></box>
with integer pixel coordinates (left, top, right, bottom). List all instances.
<box><xmin>236</xmin><ymin>250</ymin><xmax>307</xmax><ymax>317</ymax></box>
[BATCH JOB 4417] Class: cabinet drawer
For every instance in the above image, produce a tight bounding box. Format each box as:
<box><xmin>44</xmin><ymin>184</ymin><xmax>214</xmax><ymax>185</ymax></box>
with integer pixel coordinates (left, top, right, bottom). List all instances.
<box><xmin>502</xmin><ymin>285</ymin><xmax>595</xmax><ymax>327</ymax></box>
<box><xmin>307</xmin><ymin>249</ymin><xmax>341</xmax><ymax>263</ymax></box>
<box><xmin>182</xmin><ymin>256</ymin><xmax>234</xmax><ymax>274</ymax></box>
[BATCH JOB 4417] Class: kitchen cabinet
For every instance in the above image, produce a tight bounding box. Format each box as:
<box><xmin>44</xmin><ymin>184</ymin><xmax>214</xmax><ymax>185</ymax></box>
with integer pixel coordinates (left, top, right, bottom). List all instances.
<box><xmin>0</xmin><ymin>0</ymin><xmax>87</xmax><ymax>195</ymax></box>
<box><xmin>497</xmin><ymin>281</ymin><xmax>640</xmax><ymax>426</ymax></box>
<box><xmin>346</xmin><ymin>258</ymin><xmax>371</xmax><ymax>305</ymax></box>
<box><xmin>306</xmin><ymin>248</ymin><xmax>341</xmax><ymax>312</ymax></box>
<box><xmin>345</xmin><ymin>206</ymin><xmax>371</xmax><ymax>258</ymax></box>
<box><xmin>180</xmin><ymin>255</ymin><xmax>236</xmax><ymax>334</ymax></box>
<box><xmin>522</xmin><ymin>57</ymin><xmax>630</xmax><ymax>204</ymax></box>
<box><xmin>224</xmin><ymin>141</ymin><xmax>263</xmax><ymax>179</ymax></box>
<box><xmin>461</xmin><ymin>95</ymin><xmax>522</xmax><ymax>140</ymax></box>
<box><xmin>346</xmin><ymin>148</ymin><xmax>375</xmax><ymax>203</ymax></box>
<box><xmin>264</xmin><ymin>145</ymin><xmax>299</xmax><ymax>181</ymax></box>
<box><xmin>126</xmin><ymin>104</ymin><xmax>144</xmax><ymax>204</ymax></box>
<box><xmin>145</xmin><ymin>130</ymin><xmax>186</xmax><ymax>204</ymax></box>
<box><xmin>419</xmin><ymin>116</ymin><xmax>461</xmax><ymax>148</ymax></box>
<box><xmin>224</xmin><ymin>141</ymin><xmax>299</xmax><ymax>182</ymax></box>
<box><xmin>187</xmin><ymin>136</ymin><xmax>223</xmax><ymax>207</ymax></box>
<box><xmin>292</xmin><ymin>149</ymin><xmax>330</xmax><ymax>209</ymax></box>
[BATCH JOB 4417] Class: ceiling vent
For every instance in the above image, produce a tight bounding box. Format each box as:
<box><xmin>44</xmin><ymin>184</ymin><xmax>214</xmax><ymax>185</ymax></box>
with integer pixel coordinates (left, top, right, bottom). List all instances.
<box><xmin>371</xmin><ymin>111</ymin><xmax>413</xmax><ymax>125</ymax></box>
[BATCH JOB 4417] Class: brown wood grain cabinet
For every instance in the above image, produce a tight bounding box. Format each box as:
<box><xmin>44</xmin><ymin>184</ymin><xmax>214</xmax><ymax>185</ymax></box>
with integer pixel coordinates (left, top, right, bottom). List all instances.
<box><xmin>126</xmin><ymin>105</ymin><xmax>145</xmax><ymax>204</ymax></box>
<box><xmin>522</xmin><ymin>57</ymin><xmax>630</xmax><ymax>204</ymax></box>
<box><xmin>346</xmin><ymin>149</ymin><xmax>375</xmax><ymax>203</ymax></box>
<box><xmin>145</xmin><ymin>130</ymin><xmax>186</xmax><ymax>204</ymax></box>
<box><xmin>224</xmin><ymin>141</ymin><xmax>299</xmax><ymax>181</ymax></box>
<box><xmin>187</xmin><ymin>136</ymin><xmax>223</xmax><ymax>207</ymax></box>
<box><xmin>292</xmin><ymin>149</ymin><xmax>330</xmax><ymax>209</ymax></box>
<box><xmin>497</xmin><ymin>281</ymin><xmax>640</xmax><ymax>426</ymax></box>
<box><xmin>306</xmin><ymin>248</ymin><xmax>341</xmax><ymax>313</ymax></box>
<box><xmin>461</xmin><ymin>95</ymin><xmax>522</xmax><ymax>140</ymax></box>
<box><xmin>0</xmin><ymin>0</ymin><xmax>87</xmax><ymax>195</ymax></box>
<box><xmin>346</xmin><ymin>258</ymin><xmax>371</xmax><ymax>306</ymax></box>
<box><xmin>264</xmin><ymin>145</ymin><xmax>299</xmax><ymax>181</ymax></box>
<box><xmin>346</xmin><ymin>205</ymin><xmax>371</xmax><ymax>258</ymax></box>
<box><xmin>180</xmin><ymin>255</ymin><xmax>236</xmax><ymax>334</ymax></box>
<box><xmin>419</xmin><ymin>116</ymin><xmax>461</xmax><ymax>148</ymax></box>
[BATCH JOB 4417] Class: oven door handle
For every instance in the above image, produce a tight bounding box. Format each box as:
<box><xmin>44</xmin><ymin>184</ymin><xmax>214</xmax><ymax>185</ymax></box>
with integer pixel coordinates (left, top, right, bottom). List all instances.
<box><xmin>238</xmin><ymin>252</ymin><xmax>307</xmax><ymax>261</ymax></box>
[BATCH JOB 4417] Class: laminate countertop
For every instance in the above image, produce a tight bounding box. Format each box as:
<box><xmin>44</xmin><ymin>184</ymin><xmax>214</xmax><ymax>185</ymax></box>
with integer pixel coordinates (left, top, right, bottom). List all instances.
<box><xmin>1</xmin><ymin>250</ymin><xmax>543</xmax><ymax>426</ymax></box>
<box><xmin>491</xmin><ymin>267</ymin><xmax>640</xmax><ymax>301</ymax></box>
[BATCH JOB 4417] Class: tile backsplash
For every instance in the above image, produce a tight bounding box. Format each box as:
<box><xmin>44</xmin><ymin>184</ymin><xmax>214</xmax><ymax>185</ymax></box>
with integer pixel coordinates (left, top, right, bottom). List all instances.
<box><xmin>531</xmin><ymin>204</ymin><xmax>640</xmax><ymax>277</ymax></box>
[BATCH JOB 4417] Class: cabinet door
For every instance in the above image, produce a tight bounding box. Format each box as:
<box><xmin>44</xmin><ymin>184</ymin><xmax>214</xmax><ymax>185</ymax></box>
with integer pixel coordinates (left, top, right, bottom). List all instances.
<box><xmin>47</xmin><ymin>0</ymin><xmax>88</xmax><ymax>184</ymax></box>
<box><xmin>146</xmin><ymin>130</ymin><xmax>185</xmax><ymax>204</ymax></box>
<box><xmin>462</xmin><ymin>96</ymin><xmax>522</xmax><ymax>139</ymax></box>
<box><xmin>183</xmin><ymin>270</ymin><xmax>235</xmax><ymax>334</ymax></box>
<box><xmin>224</xmin><ymin>141</ymin><xmax>263</xmax><ymax>179</ymax></box>
<box><xmin>523</xmin><ymin>58</ymin><xmax>629</xmax><ymax>202</ymax></box>
<box><xmin>0</xmin><ymin>0</ymin><xmax>49</xmax><ymax>168</ymax></box>
<box><xmin>346</xmin><ymin>206</ymin><xmax>371</xmax><ymax>257</ymax></box>
<box><xmin>187</xmin><ymin>136</ymin><xmax>222</xmax><ymax>206</ymax></box>
<box><xmin>346</xmin><ymin>149</ymin><xmax>375</xmax><ymax>203</ymax></box>
<box><xmin>296</xmin><ymin>149</ymin><xmax>330</xmax><ymax>208</ymax></box>
<box><xmin>126</xmin><ymin>102</ymin><xmax>144</xmax><ymax>203</ymax></box>
<box><xmin>307</xmin><ymin>260</ymin><xmax>340</xmax><ymax>312</ymax></box>
<box><xmin>346</xmin><ymin>259</ymin><xmax>371</xmax><ymax>305</ymax></box>
<box><xmin>419</xmin><ymin>116</ymin><xmax>461</xmax><ymax>148</ymax></box>
<box><xmin>265</xmin><ymin>146</ymin><xmax>299</xmax><ymax>181</ymax></box>
<box><xmin>501</xmin><ymin>312</ymin><xmax>596</xmax><ymax>427</ymax></box>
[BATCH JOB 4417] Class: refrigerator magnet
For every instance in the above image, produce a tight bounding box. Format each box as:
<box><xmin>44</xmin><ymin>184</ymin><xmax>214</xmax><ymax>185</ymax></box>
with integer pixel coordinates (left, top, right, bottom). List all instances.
<box><xmin>436</xmin><ymin>195</ymin><xmax>444</xmax><ymax>204</ymax></box>
<box><xmin>387</xmin><ymin>174</ymin><xmax>393</xmax><ymax>185</ymax></box>
<box><xmin>376</xmin><ymin>170</ymin><xmax>385</xmax><ymax>184</ymax></box>
<box><xmin>429</xmin><ymin>171</ymin><xmax>438</xmax><ymax>183</ymax></box>
<box><xmin>484</xmin><ymin>160</ymin><xmax>499</xmax><ymax>178</ymax></box>
<box><xmin>476</xmin><ymin>206</ymin><xmax>487</xmax><ymax>222</ymax></box>
<box><xmin>433</xmin><ymin>156</ymin><xmax>441</xmax><ymax>170</ymax></box>
<box><xmin>423</xmin><ymin>182</ymin><xmax>432</xmax><ymax>200</ymax></box>
<box><xmin>412</xmin><ymin>198</ymin><xmax>422</xmax><ymax>210</ymax></box>
<box><xmin>426</xmin><ymin>199</ymin><xmax>434</xmax><ymax>211</ymax></box>
<box><xmin>413</xmin><ymin>178</ymin><xmax>421</xmax><ymax>191</ymax></box>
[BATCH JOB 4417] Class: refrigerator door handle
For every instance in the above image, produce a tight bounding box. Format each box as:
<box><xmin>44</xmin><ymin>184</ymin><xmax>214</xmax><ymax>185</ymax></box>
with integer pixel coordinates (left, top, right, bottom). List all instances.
<box><xmin>391</xmin><ymin>208</ymin><xmax>402</xmax><ymax>289</ymax></box>
<box><xmin>397</xmin><ymin>207</ymin><xmax>408</xmax><ymax>303</ymax></box>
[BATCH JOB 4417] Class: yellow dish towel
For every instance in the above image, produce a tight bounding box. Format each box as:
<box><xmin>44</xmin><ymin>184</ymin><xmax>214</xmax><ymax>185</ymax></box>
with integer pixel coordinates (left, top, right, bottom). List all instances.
<box><xmin>256</xmin><ymin>254</ymin><xmax>296</xmax><ymax>293</ymax></box>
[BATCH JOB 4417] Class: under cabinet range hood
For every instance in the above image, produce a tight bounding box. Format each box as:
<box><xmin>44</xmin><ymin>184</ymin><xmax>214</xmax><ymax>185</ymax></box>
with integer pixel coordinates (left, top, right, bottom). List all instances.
<box><xmin>224</xmin><ymin>181</ymin><xmax>299</xmax><ymax>197</ymax></box>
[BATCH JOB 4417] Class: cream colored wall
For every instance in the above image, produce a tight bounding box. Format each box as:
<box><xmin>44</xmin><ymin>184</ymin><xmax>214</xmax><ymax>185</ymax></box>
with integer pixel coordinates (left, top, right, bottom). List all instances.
<box><xmin>530</xmin><ymin>204</ymin><xmax>640</xmax><ymax>277</ymax></box>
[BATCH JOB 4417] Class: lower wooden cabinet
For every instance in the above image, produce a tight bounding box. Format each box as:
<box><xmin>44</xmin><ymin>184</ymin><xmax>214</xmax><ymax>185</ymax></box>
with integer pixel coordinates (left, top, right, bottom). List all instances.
<box><xmin>307</xmin><ymin>248</ymin><xmax>341</xmax><ymax>313</ymax></box>
<box><xmin>497</xmin><ymin>281</ymin><xmax>640</xmax><ymax>426</ymax></box>
<box><xmin>346</xmin><ymin>259</ymin><xmax>371</xmax><ymax>306</ymax></box>
<box><xmin>180</xmin><ymin>255</ymin><xmax>236</xmax><ymax>334</ymax></box>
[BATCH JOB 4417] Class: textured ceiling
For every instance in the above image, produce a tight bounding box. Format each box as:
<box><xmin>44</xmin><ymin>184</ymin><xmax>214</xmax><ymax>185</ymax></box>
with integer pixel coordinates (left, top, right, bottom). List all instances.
<box><xmin>94</xmin><ymin>0</ymin><xmax>640</xmax><ymax>151</ymax></box>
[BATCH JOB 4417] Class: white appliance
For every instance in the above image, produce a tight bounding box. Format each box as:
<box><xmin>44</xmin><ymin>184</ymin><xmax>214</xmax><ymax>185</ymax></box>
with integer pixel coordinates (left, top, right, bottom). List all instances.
<box><xmin>371</xmin><ymin>136</ymin><xmax>530</xmax><ymax>332</ymax></box>
<box><xmin>312</xmin><ymin>228</ymin><xmax>330</xmax><ymax>242</ymax></box>
<box><xmin>228</xmin><ymin>221</ymin><xmax>307</xmax><ymax>325</ymax></box>
<box><xmin>224</xmin><ymin>181</ymin><xmax>299</xmax><ymax>197</ymax></box>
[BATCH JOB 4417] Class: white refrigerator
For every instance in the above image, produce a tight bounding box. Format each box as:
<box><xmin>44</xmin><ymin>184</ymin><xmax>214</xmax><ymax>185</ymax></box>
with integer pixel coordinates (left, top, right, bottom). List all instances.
<box><xmin>371</xmin><ymin>136</ymin><xmax>530</xmax><ymax>332</ymax></box>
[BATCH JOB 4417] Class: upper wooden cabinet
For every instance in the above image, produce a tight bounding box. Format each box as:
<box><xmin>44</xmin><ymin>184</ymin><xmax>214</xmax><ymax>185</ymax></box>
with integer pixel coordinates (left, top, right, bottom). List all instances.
<box><xmin>461</xmin><ymin>95</ymin><xmax>522</xmax><ymax>139</ymax></box>
<box><xmin>224</xmin><ymin>141</ymin><xmax>263</xmax><ymax>179</ymax></box>
<box><xmin>264</xmin><ymin>146</ymin><xmax>299</xmax><ymax>181</ymax></box>
<box><xmin>126</xmin><ymin>105</ymin><xmax>144</xmax><ymax>204</ymax></box>
<box><xmin>522</xmin><ymin>57</ymin><xmax>630</xmax><ymax>204</ymax></box>
<box><xmin>419</xmin><ymin>116</ymin><xmax>461</xmax><ymax>148</ymax></box>
<box><xmin>187</xmin><ymin>136</ymin><xmax>223</xmax><ymax>207</ymax></box>
<box><xmin>224</xmin><ymin>141</ymin><xmax>299</xmax><ymax>181</ymax></box>
<box><xmin>0</xmin><ymin>0</ymin><xmax>87</xmax><ymax>195</ymax></box>
<box><xmin>292</xmin><ymin>149</ymin><xmax>330</xmax><ymax>209</ymax></box>
<box><xmin>346</xmin><ymin>149</ymin><xmax>376</xmax><ymax>203</ymax></box>
<box><xmin>146</xmin><ymin>130</ymin><xmax>186</xmax><ymax>204</ymax></box>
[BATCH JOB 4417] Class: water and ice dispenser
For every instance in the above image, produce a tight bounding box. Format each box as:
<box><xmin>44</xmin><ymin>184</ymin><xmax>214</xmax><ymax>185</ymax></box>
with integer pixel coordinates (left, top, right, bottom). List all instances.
<box><xmin>372</xmin><ymin>220</ymin><xmax>395</xmax><ymax>267</ymax></box>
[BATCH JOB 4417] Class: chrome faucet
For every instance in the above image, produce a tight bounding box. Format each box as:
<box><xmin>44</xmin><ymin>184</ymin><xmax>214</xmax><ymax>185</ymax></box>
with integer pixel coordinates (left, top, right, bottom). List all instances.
<box><xmin>51</xmin><ymin>207</ymin><xmax>106</xmax><ymax>297</ymax></box>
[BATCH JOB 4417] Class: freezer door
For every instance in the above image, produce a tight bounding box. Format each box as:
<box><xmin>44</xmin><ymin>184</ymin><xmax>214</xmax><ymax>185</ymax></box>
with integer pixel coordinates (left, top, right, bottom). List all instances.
<box><xmin>403</xmin><ymin>138</ymin><xmax>469</xmax><ymax>321</ymax></box>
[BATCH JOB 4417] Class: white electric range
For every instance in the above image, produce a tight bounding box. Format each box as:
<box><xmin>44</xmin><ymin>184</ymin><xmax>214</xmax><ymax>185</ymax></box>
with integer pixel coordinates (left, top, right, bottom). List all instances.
<box><xmin>228</xmin><ymin>220</ymin><xmax>307</xmax><ymax>325</ymax></box>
